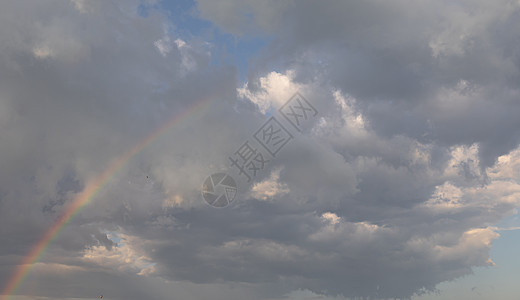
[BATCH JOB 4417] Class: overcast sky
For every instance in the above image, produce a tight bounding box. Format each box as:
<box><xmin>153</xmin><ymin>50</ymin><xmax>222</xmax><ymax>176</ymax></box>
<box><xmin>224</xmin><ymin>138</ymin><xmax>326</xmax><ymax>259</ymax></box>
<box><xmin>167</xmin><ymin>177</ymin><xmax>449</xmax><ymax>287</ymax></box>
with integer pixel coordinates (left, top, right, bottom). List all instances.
<box><xmin>1</xmin><ymin>1</ymin><xmax>520</xmax><ymax>299</ymax></box>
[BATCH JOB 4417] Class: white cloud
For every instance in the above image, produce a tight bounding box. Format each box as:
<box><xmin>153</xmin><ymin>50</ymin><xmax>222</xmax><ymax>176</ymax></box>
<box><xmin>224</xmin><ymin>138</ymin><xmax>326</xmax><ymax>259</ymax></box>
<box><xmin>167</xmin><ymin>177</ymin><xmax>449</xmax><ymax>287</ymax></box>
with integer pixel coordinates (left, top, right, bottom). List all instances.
<box><xmin>32</xmin><ymin>45</ymin><xmax>53</xmax><ymax>59</ymax></box>
<box><xmin>82</xmin><ymin>232</ymin><xmax>156</xmax><ymax>277</ymax></box>
<box><xmin>70</xmin><ymin>0</ymin><xmax>92</xmax><ymax>14</ymax></box>
<box><xmin>154</xmin><ymin>35</ymin><xmax>172</xmax><ymax>57</ymax></box>
<box><xmin>321</xmin><ymin>212</ymin><xmax>340</xmax><ymax>225</ymax></box>
<box><xmin>238</xmin><ymin>70</ymin><xmax>302</xmax><ymax>114</ymax></box>
<box><xmin>250</xmin><ymin>168</ymin><xmax>289</xmax><ymax>200</ymax></box>
<box><xmin>433</xmin><ymin>228</ymin><xmax>498</xmax><ymax>266</ymax></box>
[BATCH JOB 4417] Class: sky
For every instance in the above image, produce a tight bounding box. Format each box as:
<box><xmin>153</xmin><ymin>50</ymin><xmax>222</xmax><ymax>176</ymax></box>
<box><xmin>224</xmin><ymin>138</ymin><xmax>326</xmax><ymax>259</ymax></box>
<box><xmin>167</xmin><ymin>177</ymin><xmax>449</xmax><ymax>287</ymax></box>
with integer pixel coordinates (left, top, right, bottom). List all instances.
<box><xmin>1</xmin><ymin>0</ymin><xmax>520</xmax><ymax>299</ymax></box>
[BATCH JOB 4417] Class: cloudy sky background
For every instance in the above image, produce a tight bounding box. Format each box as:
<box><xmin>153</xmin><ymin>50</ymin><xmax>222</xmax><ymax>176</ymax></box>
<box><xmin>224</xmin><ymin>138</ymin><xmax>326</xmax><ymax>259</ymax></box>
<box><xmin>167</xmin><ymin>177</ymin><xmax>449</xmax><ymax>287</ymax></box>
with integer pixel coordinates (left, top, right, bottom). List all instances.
<box><xmin>1</xmin><ymin>0</ymin><xmax>520</xmax><ymax>299</ymax></box>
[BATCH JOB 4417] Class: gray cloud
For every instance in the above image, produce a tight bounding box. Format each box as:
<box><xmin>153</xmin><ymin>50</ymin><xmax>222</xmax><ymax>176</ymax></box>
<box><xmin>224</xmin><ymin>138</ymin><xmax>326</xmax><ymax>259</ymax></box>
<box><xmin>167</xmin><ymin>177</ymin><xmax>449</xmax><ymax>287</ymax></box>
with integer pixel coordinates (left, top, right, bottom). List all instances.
<box><xmin>1</xmin><ymin>1</ymin><xmax>520</xmax><ymax>300</ymax></box>
<box><xmin>198</xmin><ymin>0</ymin><xmax>520</xmax><ymax>167</ymax></box>
<box><xmin>193</xmin><ymin>0</ymin><xmax>520</xmax><ymax>298</ymax></box>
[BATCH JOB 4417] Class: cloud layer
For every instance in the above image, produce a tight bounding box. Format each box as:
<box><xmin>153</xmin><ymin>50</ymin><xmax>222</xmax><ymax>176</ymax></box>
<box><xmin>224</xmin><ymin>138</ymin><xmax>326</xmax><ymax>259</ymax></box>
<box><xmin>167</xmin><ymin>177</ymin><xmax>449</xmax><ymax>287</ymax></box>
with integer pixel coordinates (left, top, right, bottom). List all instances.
<box><xmin>1</xmin><ymin>1</ymin><xmax>520</xmax><ymax>300</ymax></box>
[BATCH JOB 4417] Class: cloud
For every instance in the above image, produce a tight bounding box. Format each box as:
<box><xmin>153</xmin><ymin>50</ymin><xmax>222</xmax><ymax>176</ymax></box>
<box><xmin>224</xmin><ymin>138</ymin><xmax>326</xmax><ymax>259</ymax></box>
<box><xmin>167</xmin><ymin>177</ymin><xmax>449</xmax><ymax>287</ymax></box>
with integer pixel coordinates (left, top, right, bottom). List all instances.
<box><xmin>200</xmin><ymin>0</ymin><xmax>520</xmax><ymax>166</ymax></box>
<box><xmin>0</xmin><ymin>0</ymin><xmax>246</xmax><ymax>298</ymax></box>
<box><xmin>237</xmin><ymin>71</ymin><xmax>302</xmax><ymax>114</ymax></box>
<box><xmin>250</xmin><ymin>167</ymin><xmax>290</xmax><ymax>200</ymax></box>
<box><xmin>194</xmin><ymin>0</ymin><xmax>520</xmax><ymax>298</ymax></box>
<box><xmin>2</xmin><ymin>1</ymin><xmax>520</xmax><ymax>300</ymax></box>
<box><xmin>82</xmin><ymin>232</ymin><xmax>156</xmax><ymax>276</ymax></box>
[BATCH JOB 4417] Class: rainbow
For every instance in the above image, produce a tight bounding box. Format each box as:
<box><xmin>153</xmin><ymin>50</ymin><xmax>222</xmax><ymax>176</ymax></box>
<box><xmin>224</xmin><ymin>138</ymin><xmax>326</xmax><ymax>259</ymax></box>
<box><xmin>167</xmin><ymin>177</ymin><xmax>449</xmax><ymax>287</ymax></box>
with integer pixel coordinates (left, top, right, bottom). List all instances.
<box><xmin>1</xmin><ymin>96</ymin><xmax>214</xmax><ymax>300</ymax></box>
